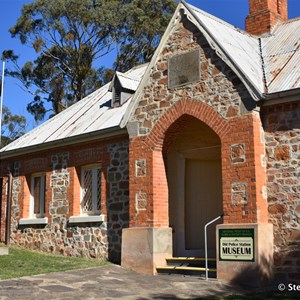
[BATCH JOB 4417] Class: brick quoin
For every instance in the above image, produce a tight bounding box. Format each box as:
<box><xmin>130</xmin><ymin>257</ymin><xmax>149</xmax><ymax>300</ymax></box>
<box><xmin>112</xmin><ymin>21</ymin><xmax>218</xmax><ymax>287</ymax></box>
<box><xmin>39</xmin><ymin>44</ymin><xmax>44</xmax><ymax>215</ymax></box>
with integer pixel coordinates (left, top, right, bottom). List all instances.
<box><xmin>129</xmin><ymin>99</ymin><xmax>268</xmax><ymax>227</ymax></box>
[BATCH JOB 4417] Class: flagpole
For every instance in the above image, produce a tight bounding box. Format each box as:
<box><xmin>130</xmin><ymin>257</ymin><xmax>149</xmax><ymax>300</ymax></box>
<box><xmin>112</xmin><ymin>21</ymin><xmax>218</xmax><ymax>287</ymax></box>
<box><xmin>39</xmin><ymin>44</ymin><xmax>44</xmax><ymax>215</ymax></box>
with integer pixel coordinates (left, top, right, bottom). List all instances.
<box><xmin>0</xmin><ymin>58</ymin><xmax>5</xmax><ymax>146</ymax></box>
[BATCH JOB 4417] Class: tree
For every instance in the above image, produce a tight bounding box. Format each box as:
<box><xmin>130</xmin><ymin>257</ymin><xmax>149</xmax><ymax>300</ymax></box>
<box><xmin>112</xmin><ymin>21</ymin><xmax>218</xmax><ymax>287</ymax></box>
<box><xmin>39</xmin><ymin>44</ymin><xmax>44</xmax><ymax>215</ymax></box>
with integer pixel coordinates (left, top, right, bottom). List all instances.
<box><xmin>6</xmin><ymin>0</ymin><xmax>176</xmax><ymax>121</ymax></box>
<box><xmin>115</xmin><ymin>0</ymin><xmax>176</xmax><ymax>72</ymax></box>
<box><xmin>1</xmin><ymin>105</ymin><xmax>27</xmax><ymax>148</ymax></box>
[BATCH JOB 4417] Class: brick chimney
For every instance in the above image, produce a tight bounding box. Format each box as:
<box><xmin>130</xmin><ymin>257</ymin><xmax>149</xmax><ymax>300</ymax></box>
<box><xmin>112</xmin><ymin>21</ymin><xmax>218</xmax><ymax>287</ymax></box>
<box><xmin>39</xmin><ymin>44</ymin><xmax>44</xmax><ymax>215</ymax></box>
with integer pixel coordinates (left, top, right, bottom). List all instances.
<box><xmin>246</xmin><ymin>0</ymin><xmax>288</xmax><ymax>35</ymax></box>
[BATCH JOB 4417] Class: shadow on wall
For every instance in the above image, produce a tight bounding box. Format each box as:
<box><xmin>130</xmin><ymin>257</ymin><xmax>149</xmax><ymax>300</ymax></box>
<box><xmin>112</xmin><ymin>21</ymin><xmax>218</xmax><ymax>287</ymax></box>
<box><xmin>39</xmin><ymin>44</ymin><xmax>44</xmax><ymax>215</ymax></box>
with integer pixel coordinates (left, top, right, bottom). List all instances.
<box><xmin>106</xmin><ymin>141</ymin><xmax>130</xmax><ymax>264</ymax></box>
<box><xmin>229</xmin><ymin>251</ymin><xmax>300</xmax><ymax>289</ymax></box>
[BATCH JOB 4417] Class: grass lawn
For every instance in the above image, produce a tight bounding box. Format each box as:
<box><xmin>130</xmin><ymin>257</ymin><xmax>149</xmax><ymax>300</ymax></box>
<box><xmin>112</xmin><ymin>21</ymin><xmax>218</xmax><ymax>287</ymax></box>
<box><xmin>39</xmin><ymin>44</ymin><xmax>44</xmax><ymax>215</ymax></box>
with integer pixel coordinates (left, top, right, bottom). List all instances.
<box><xmin>0</xmin><ymin>246</ymin><xmax>109</xmax><ymax>280</ymax></box>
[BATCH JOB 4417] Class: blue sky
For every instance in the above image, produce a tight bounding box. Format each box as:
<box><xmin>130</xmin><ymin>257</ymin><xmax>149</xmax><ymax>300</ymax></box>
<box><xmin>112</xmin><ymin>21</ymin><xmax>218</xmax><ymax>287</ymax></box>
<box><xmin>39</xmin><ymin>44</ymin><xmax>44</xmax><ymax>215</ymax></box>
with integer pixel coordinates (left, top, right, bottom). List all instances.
<box><xmin>0</xmin><ymin>0</ymin><xmax>300</xmax><ymax>131</ymax></box>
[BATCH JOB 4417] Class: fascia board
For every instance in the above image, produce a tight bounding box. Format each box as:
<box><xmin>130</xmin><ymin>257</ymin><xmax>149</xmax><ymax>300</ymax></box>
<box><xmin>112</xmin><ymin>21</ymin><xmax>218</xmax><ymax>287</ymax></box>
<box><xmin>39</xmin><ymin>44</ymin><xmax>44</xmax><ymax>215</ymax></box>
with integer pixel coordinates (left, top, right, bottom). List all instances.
<box><xmin>0</xmin><ymin>126</ymin><xmax>127</xmax><ymax>160</ymax></box>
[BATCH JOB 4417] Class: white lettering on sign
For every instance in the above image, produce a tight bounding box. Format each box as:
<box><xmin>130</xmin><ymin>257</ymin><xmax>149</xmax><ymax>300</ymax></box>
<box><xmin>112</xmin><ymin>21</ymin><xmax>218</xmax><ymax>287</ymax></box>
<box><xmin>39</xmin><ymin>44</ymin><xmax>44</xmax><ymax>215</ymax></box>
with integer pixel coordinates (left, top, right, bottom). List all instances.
<box><xmin>220</xmin><ymin>238</ymin><xmax>254</xmax><ymax>261</ymax></box>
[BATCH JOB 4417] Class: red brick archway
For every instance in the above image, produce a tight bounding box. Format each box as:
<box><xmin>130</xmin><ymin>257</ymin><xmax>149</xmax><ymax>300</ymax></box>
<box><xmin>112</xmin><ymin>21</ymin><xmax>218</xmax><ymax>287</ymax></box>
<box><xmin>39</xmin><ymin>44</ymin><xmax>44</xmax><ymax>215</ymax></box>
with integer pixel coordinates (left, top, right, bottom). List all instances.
<box><xmin>128</xmin><ymin>98</ymin><xmax>268</xmax><ymax>228</ymax></box>
<box><xmin>144</xmin><ymin>98</ymin><xmax>230</xmax><ymax>151</ymax></box>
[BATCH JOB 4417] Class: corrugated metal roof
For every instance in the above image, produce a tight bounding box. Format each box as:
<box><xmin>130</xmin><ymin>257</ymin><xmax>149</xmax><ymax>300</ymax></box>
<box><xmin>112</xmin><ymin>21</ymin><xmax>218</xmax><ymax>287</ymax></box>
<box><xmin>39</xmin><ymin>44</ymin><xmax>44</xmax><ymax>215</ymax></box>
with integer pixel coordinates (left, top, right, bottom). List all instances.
<box><xmin>0</xmin><ymin>64</ymin><xmax>148</xmax><ymax>154</ymax></box>
<box><xmin>187</xmin><ymin>3</ymin><xmax>264</xmax><ymax>93</ymax></box>
<box><xmin>121</xmin><ymin>1</ymin><xmax>300</xmax><ymax>129</ymax></box>
<box><xmin>261</xmin><ymin>17</ymin><xmax>300</xmax><ymax>93</ymax></box>
<box><xmin>187</xmin><ymin>2</ymin><xmax>300</xmax><ymax>95</ymax></box>
<box><xmin>116</xmin><ymin>72</ymin><xmax>140</xmax><ymax>91</ymax></box>
<box><xmin>2</xmin><ymin>1</ymin><xmax>300</xmax><ymax>157</ymax></box>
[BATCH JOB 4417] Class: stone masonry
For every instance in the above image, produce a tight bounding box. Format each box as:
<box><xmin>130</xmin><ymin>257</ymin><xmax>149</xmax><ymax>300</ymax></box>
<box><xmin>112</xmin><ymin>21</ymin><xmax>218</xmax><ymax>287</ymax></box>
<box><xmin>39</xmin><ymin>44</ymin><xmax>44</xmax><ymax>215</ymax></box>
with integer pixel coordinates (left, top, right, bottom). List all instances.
<box><xmin>106</xmin><ymin>141</ymin><xmax>129</xmax><ymax>262</ymax></box>
<box><xmin>262</xmin><ymin>102</ymin><xmax>300</xmax><ymax>283</ymax></box>
<box><xmin>127</xmin><ymin>14</ymin><xmax>268</xmax><ymax>228</ymax></box>
<box><xmin>1</xmin><ymin>137</ymin><xmax>129</xmax><ymax>263</ymax></box>
<box><xmin>130</xmin><ymin>17</ymin><xmax>255</xmax><ymax>137</ymax></box>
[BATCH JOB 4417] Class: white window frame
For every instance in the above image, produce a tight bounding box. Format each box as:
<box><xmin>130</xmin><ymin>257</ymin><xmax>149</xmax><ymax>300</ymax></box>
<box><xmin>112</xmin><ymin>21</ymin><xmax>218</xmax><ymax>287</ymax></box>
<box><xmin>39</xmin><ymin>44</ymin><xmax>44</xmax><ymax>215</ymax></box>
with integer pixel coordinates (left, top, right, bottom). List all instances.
<box><xmin>30</xmin><ymin>173</ymin><xmax>46</xmax><ymax>218</ymax></box>
<box><xmin>80</xmin><ymin>164</ymin><xmax>101</xmax><ymax>216</ymax></box>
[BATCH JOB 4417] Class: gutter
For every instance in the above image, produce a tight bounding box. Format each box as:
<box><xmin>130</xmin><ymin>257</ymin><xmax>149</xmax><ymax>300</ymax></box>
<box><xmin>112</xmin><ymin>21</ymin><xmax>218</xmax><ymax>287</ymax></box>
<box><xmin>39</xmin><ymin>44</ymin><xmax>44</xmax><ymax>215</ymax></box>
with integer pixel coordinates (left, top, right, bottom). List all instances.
<box><xmin>0</xmin><ymin>126</ymin><xmax>128</xmax><ymax>160</ymax></box>
<box><xmin>262</xmin><ymin>88</ymin><xmax>300</xmax><ymax>106</ymax></box>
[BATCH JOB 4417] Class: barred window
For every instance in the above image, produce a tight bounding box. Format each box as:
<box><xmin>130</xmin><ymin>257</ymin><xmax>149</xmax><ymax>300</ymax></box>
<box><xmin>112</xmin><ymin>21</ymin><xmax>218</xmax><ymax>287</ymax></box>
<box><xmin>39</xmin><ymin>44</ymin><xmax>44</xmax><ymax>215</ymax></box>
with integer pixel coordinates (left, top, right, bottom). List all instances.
<box><xmin>81</xmin><ymin>165</ymin><xmax>101</xmax><ymax>215</ymax></box>
<box><xmin>31</xmin><ymin>174</ymin><xmax>45</xmax><ymax>218</ymax></box>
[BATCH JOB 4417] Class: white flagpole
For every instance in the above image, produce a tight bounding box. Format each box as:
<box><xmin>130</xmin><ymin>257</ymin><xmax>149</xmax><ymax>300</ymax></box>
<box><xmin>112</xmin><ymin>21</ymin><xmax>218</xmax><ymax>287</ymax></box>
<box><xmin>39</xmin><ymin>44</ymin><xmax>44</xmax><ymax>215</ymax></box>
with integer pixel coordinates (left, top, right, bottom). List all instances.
<box><xmin>0</xmin><ymin>58</ymin><xmax>5</xmax><ymax>146</ymax></box>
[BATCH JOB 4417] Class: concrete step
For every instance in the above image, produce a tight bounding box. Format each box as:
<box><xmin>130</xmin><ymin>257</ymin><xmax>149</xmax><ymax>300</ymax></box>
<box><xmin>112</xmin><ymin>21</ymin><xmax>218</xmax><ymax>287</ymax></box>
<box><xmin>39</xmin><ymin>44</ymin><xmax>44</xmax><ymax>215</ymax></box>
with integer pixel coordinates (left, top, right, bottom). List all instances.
<box><xmin>156</xmin><ymin>256</ymin><xmax>217</xmax><ymax>277</ymax></box>
<box><xmin>166</xmin><ymin>257</ymin><xmax>216</xmax><ymax>263</ymax></box>
<box><xmin>156</xmin><ymin>266</ymin><xmax>217</xmax><ymax>272</ymax></box>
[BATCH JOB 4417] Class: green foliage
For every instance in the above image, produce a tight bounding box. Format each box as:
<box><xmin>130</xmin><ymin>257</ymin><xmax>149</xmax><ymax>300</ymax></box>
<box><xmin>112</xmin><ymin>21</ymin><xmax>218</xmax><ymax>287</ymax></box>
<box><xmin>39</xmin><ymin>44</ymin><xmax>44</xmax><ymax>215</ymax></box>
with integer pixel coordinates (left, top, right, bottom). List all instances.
<box><xmin>0</xmin><ymin>246</ymin><xmax>108</xmax><ymax>279</ymax></box>
<box><xmin>115</xmin><ymin>0</ymin><xmax>176</xmax><ymax>71</ymax></box>
<box><xmin>6</xmin><ymin>0</ymin><xmax>177</xmax><ymax>121</ymax></box>
<box><xmin>1</xmin><ymin>106</ymin><xmax>26</xmax><ymax>148</ymax></box>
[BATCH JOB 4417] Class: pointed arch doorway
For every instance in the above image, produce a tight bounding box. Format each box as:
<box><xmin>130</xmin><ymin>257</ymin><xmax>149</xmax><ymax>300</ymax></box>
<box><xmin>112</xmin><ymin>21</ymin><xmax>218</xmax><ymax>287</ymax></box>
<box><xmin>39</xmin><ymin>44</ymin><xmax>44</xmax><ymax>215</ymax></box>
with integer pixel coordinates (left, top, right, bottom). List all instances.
<box><xmin>167</xmin><ymin>117</ymin><xmax>223</xmax><ymax>257</ymax></box>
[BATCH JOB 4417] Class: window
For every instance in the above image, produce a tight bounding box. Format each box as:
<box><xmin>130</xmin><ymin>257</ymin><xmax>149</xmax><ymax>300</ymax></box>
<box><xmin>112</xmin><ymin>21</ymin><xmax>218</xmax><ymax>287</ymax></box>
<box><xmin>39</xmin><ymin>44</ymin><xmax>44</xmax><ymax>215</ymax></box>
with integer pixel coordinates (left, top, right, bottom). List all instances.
<box><xmin>30</xmin><ymin>174</ymin><xmax>45</xmax><ymax>218</ymax></box>
<box><xmin>81</xmin><ymin>165</ymin><xmax>101</xmax><ymax>215</ymax></box>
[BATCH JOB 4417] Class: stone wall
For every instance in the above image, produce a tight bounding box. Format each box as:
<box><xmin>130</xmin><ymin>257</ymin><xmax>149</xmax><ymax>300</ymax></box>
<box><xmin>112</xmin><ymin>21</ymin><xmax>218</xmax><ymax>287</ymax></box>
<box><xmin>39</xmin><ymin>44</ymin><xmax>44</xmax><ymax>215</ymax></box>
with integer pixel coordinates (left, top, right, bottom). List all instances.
<box><xmin>127</xmin><ymin>15</ymin><xmax>268</xmax><ymax>228</ymax></box>
<box><xmin>106</xmin><ymin>141</ymin><xmax>130</xmax><ymax>262</ymax></box>
<box><xmin>129</xmin><ymin>16</ymin><xmax>255</xmax><ymax>137</ymax></box>
<box><xmin>262</xmin><ymin>102</ymin><xmax>300</xmax><ymax>283</ymax></box>
<box><xmin>1</xmin><ymin>136</ymin><xmax>129</xmax><ymax>263</ymax></box>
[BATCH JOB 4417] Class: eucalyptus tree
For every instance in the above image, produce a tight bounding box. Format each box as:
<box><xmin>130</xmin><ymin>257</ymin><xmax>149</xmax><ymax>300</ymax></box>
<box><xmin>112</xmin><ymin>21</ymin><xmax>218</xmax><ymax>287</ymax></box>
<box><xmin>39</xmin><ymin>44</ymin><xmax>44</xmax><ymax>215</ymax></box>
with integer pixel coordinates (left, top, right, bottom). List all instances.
<box><xmin>7</xmin><ymin>0</ymin><xmax>176</xmax><ymax>121</ymax></box>
<box><xmin>0</xmin><ymin>105</ymin><xmax>26</xmax><ymax>148</ymax></box>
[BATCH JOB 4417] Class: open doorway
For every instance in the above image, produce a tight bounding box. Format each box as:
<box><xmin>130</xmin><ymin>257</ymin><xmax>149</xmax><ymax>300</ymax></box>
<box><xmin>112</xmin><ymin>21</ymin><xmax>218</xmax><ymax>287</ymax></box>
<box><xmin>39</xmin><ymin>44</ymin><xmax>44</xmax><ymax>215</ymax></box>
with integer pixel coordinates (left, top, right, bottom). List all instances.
<box><xmin>167</xmin><ymin>117</ymin><xmax>223</xmax><ymax>257</ymax></box>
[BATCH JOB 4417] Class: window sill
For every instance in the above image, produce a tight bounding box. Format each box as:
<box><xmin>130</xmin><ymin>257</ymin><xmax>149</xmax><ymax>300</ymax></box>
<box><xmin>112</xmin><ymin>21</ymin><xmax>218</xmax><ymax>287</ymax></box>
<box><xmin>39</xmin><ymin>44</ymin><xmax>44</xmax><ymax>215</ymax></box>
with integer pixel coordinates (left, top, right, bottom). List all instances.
<box><xmin>19</xmin><ymin>217</ymin><xmax>48</xmax><ymax>225</ymax></box>
<box><xmin>69</xmin><ymin>215</ymin><xmax>105</xmax><ymax>224</ymax></box>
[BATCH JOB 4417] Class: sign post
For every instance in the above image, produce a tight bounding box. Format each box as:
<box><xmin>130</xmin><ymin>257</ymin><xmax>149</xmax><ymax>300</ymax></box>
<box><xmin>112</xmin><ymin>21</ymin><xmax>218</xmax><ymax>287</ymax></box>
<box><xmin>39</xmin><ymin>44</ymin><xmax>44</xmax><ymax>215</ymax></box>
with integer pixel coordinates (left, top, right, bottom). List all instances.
<box><xmin>216</xmin><ymin>224</ymin><xmax>274</xmax><ymax>285</ymax></box>
<box><xmin>219</xmin><ymin>228</ymin><xmax>255</xmax><ymax>262</ymax></box>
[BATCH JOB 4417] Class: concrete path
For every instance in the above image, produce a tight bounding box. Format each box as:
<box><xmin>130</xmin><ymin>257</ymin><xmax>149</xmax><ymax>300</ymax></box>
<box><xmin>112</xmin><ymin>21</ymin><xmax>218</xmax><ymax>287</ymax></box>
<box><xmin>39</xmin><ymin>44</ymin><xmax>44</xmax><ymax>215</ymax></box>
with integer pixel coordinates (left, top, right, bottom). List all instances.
<box><xmin>0</xmin><ymin>265</ymin><xmax>250</xmax><ymax>300</ymax></box>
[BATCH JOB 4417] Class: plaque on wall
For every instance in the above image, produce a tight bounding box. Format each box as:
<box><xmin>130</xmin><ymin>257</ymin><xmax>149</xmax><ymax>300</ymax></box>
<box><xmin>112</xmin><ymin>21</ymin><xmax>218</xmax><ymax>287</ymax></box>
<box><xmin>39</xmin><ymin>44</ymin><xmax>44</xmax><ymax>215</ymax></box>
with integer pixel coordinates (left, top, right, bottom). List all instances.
<box><xmin>168</xmin><ymin>49</ymin><xmax>200</xmax><ymax>88</ymax></box>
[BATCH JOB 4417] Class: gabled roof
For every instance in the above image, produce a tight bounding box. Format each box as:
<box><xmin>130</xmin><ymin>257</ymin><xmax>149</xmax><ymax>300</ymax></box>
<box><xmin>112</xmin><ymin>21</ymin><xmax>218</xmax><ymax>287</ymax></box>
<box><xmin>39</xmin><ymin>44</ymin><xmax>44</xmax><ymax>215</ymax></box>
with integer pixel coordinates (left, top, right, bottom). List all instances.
<box><xmin>109</xmin><ymin>71</ymin><xmax>141</xmax><ymax>92</ymax></box>
<box><xmin>121</xmin><ymin>1</ymin><xmax>300</xmax><ymax>127</ymax></box>
<box><xmin>186</xmin><ymin>3</ymin><xmax>264</xmax><ymax>96</ymax></box>
<box><xmin>1</xmin><ymin>1</ymin><xmax>299</xmax><ymax>158</ymax></box>
<box><xmin>261</xmin><ymin>17</ymin><xmax>300</xmax><ymax>94</ymax></box>
<box><xmin>187</xmin><ymin>1</ymin><xmax>300</xmax><ymax>95</ymax></box>
<box><xmin>0</xmin><ymin>64</ymin><xmax>148</xmax><ymax>158</ymax></box>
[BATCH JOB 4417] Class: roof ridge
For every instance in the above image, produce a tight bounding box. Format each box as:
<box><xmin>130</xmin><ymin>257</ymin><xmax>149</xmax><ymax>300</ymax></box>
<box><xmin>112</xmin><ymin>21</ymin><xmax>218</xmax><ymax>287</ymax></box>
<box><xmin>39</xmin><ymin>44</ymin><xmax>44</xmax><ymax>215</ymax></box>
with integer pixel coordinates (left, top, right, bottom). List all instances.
<box><xmin>125</xmin><ymin>62</ymin><xmax>149</xmax><ymax>73</ymax></box>
<box><xmin>116</xmin><ymin>71</ymin><xmax>140</xmax><ymax>82</ymax></box>
<box><xmin>186</xmin><ymin>2</ymin><xmax>256</xmax><ymax>39</ymax></box>
<box><xmin>283</xmin><ymin>15</ymin><xmax>300</xmax><ymax>24</ymax></box>
<box><xmin>267</xmin><ymin>15</ymin><xmax>300</xmax><ymax>36</ymax></box>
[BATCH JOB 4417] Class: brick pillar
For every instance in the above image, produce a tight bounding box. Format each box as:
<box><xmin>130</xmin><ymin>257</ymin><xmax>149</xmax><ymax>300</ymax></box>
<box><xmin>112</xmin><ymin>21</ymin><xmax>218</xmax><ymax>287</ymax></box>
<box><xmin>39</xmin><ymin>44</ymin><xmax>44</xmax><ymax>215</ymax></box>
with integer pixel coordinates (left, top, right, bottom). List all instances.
<box><xmin>122</xmin><ymin>137</ymin><xmax>172</xmax><ymax>275</ymax></box>
<box><xmin>0</xmin><ymin>177</ymin><xmax>8</xmax><ymax>242</ymax></box>
<box><xmin>222</xmin><ymin>112</ymin><xmax>268</xmax><ymax>224</ymax></box>
<box><xmin>246</xmin><ymin>0</ymin><xmax>288</xmax><ymax>35</ymax></box>
<box><xmin>122</xmin><ymin>100</ymin><xmax>271</xmax><ymax>278</ymax></box>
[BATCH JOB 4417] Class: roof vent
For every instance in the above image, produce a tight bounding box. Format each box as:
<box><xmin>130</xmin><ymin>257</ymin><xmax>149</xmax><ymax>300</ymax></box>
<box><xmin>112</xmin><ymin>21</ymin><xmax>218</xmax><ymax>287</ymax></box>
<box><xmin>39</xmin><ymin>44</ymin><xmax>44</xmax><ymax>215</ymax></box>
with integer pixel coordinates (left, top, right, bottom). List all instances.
<box><xmin>109</xmin><ymin>72</ymin><xmax>140</xmax><ymax>107</ymax></box>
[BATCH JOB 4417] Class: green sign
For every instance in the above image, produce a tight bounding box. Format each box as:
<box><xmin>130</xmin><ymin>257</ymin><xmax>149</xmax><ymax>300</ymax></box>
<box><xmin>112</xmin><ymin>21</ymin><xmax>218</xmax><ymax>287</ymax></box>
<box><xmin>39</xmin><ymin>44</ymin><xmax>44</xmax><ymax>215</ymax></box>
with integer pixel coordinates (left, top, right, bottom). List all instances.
<box><xmin>219</xmin><ymin>228</ymin><xmax>255</xmax><ymax>262</ymax></box>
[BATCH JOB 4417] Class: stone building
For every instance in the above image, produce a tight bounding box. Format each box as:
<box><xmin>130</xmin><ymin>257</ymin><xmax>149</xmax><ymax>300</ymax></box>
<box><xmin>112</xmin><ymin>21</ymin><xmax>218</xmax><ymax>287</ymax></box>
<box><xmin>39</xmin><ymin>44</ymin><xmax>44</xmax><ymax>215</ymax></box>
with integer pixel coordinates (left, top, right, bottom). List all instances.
<box><xmin>0</xmin><ymin>0</ymin><xmax>299</xmax><ymax>285</ymax></box>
